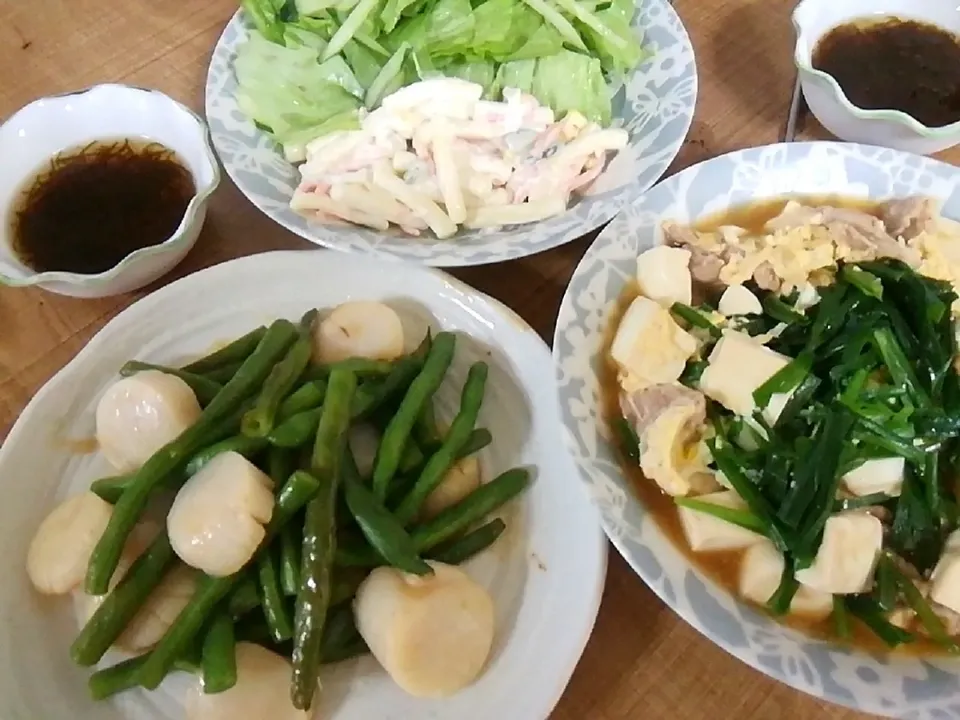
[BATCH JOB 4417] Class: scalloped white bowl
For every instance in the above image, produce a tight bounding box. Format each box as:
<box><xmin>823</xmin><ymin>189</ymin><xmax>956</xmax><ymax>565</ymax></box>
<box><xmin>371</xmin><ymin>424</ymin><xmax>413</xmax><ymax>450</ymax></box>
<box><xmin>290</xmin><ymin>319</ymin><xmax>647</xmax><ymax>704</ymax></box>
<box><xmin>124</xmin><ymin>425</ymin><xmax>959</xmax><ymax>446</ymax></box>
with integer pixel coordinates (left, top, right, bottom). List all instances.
<box><xmin>0</xmin><ymin>250</ymin><xmax>605</xmax><ymax>720</ymax></box>
<box><xmin>793</xmin><ymin>0</ymin><xmax>960</xmax><ymax>155</ymax></box>
<box><xmin>203</xmin><ymin>0</ymin><xmax>697</xmax><ymax>267</ymax></box>
<box><xmin>0</xmin><ymin>84</ymin><xmax>220</xmax><ymax>298</ymax></box>
<box><xmin>554</xmin><ymin>141</ymin><xmax>960</xmax><ymax>718</ymax></box>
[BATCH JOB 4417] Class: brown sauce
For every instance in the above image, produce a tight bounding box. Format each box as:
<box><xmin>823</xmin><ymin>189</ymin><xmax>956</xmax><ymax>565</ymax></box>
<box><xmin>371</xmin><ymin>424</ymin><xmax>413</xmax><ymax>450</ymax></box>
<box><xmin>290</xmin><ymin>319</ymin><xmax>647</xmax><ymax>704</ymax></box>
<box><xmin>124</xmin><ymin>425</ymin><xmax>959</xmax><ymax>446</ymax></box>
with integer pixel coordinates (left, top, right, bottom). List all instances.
<box><xmin>812</xmin><ymin>16</ymin><xmax>960</xmax><ymax>128</ymax></box>
<box><xmin>603</xmin><ymin>195</ymin><xmax>943</xmax><ymax>655</ymax></box>
<box><xmin>8</xmin><ymin>138</ymin><xmax>195</xmax><ymax>275</ymax></box>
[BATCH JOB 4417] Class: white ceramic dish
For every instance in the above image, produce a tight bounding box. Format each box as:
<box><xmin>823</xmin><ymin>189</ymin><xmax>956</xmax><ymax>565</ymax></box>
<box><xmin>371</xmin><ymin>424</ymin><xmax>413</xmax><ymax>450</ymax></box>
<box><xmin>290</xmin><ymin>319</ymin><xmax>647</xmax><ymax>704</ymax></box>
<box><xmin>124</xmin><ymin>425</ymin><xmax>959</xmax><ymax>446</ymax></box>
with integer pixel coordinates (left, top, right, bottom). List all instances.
<box><xmin>0</xmin><ymin>84</ymin><xmax>220</xmax><ymax>298</ymax></box>
<box><xmin>0</xmin><ymin>250</ymin><xmax>606</xmax><ymax>720</ymax></box>
<box><xmin>554</xmin><ymin>141</ymin><xmax>960</xmax><ymax>718</ymax></box>
<box><xmin>793</xmin><ymin>0</ymin><xmax>960</xmax><ymax>155</ymax></box>
<box><xmin>203</xmin><ymin>0</ymin><xmax>697</xmax><ymax>267</ymax></box>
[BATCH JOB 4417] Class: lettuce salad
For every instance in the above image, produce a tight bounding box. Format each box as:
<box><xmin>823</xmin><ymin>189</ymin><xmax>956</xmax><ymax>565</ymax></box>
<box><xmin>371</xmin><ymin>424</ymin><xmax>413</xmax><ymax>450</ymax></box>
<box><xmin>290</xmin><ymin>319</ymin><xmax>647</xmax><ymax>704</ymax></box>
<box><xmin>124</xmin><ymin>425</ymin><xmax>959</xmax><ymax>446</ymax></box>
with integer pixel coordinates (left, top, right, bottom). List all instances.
<box><xmin>236</xmin><ymin>0</ymin><xmax>648</xmax><ymax>161</ymax></box>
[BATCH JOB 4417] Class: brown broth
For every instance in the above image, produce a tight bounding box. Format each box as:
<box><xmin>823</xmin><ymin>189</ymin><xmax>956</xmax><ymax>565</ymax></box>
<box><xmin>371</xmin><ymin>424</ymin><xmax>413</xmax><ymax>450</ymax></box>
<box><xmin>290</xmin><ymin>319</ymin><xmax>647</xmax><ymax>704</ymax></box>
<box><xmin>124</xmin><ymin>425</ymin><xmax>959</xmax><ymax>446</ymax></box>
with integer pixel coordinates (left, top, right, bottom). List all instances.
<box><xmin>603</xmin><ymin>195</ymin><xmax>943</xmax><ymax>656</ymax></box>
<box><xmin>812</xmin><ymin>16</ymin><xmax>960</xmax><ymax>128</ymax></box>
<box><xmin>8</xmin><ymin>138</ymin><xmax>195</xmax><ymax>275</ymax></box>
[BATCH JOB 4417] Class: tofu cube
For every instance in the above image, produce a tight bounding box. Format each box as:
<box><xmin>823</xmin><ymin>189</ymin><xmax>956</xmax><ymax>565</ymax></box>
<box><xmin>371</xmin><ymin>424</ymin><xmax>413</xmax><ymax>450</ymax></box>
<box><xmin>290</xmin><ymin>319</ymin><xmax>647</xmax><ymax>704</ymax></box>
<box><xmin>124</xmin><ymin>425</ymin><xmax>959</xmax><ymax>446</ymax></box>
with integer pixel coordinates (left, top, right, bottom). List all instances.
<box><xmin>718</xmin><ymin>284</ymin><xmax>762</xmax><ymax>316</ymax></box>
<box><xmin>841</xmin><ymin>457</ymin><xmax>905</xmax><ymax>498</ymax></box>
<box><xmin>699</xmin><ymin>330</ymin><xmax>794</xmax><ymax>424</ymax></box>
<box><xmin>931</xmin><ymin>543</ymin><xmax>960</xmax><ymax>616</ymax></box>
<box><xmin>636</xmin><ymin>246</ymin><xmax>693</xmax><ymax>307</ymax></box>
<box><xmin>739</xmin><ymin>540</ymin><xmax>833</xmax><ymax>619</ymax></box>
<box><xmin>610</xmin><ymin>296</ymin><xmax>697</xmax><ymax>390</ymax></box>
<box><xmin>677</xmin><ymin>490</ymin><xmax>765</xmax><ymax>552</ymax></box>
<box><xmin>795</xmin><ymin>511</ymin><xmax>883</xmax><ymax>595</ymax></box>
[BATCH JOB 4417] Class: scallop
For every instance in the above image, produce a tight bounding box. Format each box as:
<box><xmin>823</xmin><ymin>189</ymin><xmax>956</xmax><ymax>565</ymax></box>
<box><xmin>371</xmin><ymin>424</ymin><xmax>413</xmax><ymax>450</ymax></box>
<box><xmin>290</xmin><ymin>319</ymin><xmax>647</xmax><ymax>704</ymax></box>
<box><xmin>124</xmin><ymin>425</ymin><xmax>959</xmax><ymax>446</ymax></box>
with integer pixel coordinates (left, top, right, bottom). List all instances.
<box><xmin>314</xmin><ymin>301</ymin><xmax>405</xmax><ymax>364</ymax></box>
<box><xmin>167</xmin><ymin>451</ymin><xmax>275</xmax><ymax>577</ymax></box>
<box><xmin>95</xmin><ymin>370</ymin><xmax>202</xmax><ymax>473</ymax></box>
<box><xmin>27</xmin><ymin>492</ymin><xmax>112</xmax><ymax>595</ymax></box>
<box><xmin>354</xmin><ymin>561</ymin><xmax>495</xmax><ymax>698</ymax></box>
<box><xmin>421</xmin><ymin>456</ymin><xmax>481</xmax><ymax>520</ymax></box>
<box><xmin>185</xmin><ymin>643</ymin><xmax>308</xmax><ymax>720</ymax></box>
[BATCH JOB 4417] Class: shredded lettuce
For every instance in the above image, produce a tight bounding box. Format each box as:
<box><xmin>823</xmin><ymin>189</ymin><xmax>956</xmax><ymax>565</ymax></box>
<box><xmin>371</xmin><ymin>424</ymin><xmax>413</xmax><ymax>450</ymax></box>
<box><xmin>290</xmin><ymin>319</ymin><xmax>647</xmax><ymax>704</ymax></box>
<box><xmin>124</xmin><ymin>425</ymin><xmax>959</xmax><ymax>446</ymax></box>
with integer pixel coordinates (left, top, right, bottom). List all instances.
<box><xmin>234</xmin><ymin>0</ymin><xmax>645</xmax><ymax>144</ymax></box>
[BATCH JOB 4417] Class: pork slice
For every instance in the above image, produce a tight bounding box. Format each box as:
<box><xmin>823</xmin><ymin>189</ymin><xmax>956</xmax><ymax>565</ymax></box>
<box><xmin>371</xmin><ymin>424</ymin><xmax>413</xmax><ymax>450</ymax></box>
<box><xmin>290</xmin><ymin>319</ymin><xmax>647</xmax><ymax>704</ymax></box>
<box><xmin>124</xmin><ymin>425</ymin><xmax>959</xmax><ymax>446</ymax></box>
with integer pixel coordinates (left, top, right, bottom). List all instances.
<box><xmin>879</xmin><ymin>196</ymin><xmax>939</xmax><ymax>240</ymax></box>
<box><xmin>764</xmin><ymin>201</ymin><xmax>824</xmax><ymax>232</ymax></box>
<box><xmin>826</xmin><ymin>221</ymin><xmax>921</xmax><ymax>267</ymax></box>
<box><xmin>620</xmin><ymin>383</ymin><xmax>706</xmax><ymax>439</ymax></box>
<box><xmin>752</xmin><ymin>261</ymin><xmax>781</xmax><ymax>292</ymax></box>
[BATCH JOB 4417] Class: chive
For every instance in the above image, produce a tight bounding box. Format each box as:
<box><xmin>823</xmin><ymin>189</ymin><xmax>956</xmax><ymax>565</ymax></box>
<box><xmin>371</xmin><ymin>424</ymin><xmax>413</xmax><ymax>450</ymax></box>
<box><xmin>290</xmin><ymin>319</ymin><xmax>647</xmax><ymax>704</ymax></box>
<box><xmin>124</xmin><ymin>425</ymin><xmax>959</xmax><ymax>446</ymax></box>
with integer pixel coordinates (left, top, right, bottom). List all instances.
<box><xmin>884</xmin><ymin>553</ymin><xmax>960</xmax><ymax>653</ymax></box>
<box><xmin>845</xmin><ymin>596</ymin><xmax>914</xmax><ymax>648</ymax></box>
<box><xmin>767</xmin><ymin>562</ymin><xmax>799</xmax><ymax>616</ymax></box>
<box><xmin>670</xmin><ymin>303</ymin><xmax>721</xmax><ymax>338</ymax></box>
<box><xmin>762</xmin><ymin>295</ymin><xmax>807</xmax><ymax>326</ymax></box>
<box><xmin>841</xmin><ymin>265</ymin><xmax>884</xmax><ymax>299</ymax></box>
<box><xmin>680</xmin><ymin>359</ymin><xmax>708</xmax><ymax>388</ymax></box>
<box><xmin>849</xmin><ymin>415</ymin><xmax>927</xmax><ymax>464</ymax></box>
<box><xmin>772</xmin><ymin>375</ymin><xmax>820</xmax><ymax>428</ymax></box>
<box><xmin>873</xmin><ymin>327</ymin><xmax>929</xmax><ymax>406</ymax></box>
<box><xmin>674</xmin><ymin>497</ymin><xmax>768</xmax><ymax>535</ymax></box>
<box><xmin>806</xmin><ymin>282</ymin><xmax>850</xmax><ymax>351</ymax></box>
<box><xmin>753</xmin><ymin>352</ymin><xmax>811</xmax><ymax>409</ymax></box>
<box><xmin>840</xmin><ymin>368</ymin><xmax>869</xmax><ymax>408</ymax></box>
<box><xmin>922</xmin><ymin>453</ymin><xmax>944</xmax><ymax>521</ymax></box>
<box><xmin>833</xmin><ymin>596</ymin><xmax>852</xmax><ymax>640</ymax></box>
<box><xmin>833</xmin><ymin>492</ymin><xmax>893</xmax><ymax>512</ymax></box>
<box><xmin>874</xmin><ymin>555</ymin><xmax>899</xmax><ymax>612</ymax></box>
<box><xmin>613</xmin><ymin>416</ymin><xmax>640</xmax><ymax>464</ymax></box>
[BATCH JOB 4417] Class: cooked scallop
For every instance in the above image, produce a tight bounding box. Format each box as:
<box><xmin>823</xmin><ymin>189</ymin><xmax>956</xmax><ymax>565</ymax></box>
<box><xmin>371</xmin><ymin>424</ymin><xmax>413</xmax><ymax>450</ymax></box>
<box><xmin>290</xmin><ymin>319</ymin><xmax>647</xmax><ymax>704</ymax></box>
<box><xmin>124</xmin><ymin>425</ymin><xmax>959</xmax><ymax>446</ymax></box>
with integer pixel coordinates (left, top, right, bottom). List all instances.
<box><xmin>185</xmin><ymin>642</ymin><xmax>308</xmax><ymax>720</ymax></box>
<box><xmin>167</xmin><ymin>451</ymin><xmax>275</xmax><ymax>577</ymax></box>
<box><xmin>96</xmin><ymin>370</ymin><xmax>202</xmax><ymax>473</ymax></box>
<box><xmin>354</xmin><ymin>561</ymin><xmax>495</xmax><ymax>698</ymax></box>
<box><xmin>314</xmin><ymin>301</ymin><xmax>405</xmax><ymax>363</ymax></box>
<box><xmin>421</xmin><ymin>456</ymin><xmax>481</xmax><ymax>520</ymax></box>
<box><xmin>27</xmin><ymin>492</ymin><xmax>112</xmax><ymax>595</ymax></box>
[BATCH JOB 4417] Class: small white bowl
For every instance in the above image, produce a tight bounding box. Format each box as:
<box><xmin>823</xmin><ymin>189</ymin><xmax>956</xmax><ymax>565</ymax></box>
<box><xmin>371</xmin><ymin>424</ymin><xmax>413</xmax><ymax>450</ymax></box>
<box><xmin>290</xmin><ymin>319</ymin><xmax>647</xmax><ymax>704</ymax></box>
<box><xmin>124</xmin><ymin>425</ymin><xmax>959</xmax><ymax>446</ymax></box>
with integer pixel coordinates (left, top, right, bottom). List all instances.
<box><xmin>793</xmin><ymin>0</ymin><xmax>960</xmax><ymax>155</ymax></box>
<box><xmin>0</xmin><ymin>84</ymin><xmax>220</xmax><ymax>298</ymax></box>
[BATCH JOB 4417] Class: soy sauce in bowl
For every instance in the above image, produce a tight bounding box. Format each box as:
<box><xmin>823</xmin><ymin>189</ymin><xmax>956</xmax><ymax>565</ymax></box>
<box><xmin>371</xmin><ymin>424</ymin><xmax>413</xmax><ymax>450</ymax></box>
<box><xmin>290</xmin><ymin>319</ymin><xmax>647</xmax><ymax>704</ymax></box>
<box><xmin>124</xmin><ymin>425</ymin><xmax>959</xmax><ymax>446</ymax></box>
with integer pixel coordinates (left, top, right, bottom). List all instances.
<box><xmin>812</xmin><ymin>16</ymin><xmax>960</xmax><ymax>128</ymax></box>
<box><xmin>8</xmin><ymin>138</ymin><xmax>195</xmax><ymax>275</ymax></box>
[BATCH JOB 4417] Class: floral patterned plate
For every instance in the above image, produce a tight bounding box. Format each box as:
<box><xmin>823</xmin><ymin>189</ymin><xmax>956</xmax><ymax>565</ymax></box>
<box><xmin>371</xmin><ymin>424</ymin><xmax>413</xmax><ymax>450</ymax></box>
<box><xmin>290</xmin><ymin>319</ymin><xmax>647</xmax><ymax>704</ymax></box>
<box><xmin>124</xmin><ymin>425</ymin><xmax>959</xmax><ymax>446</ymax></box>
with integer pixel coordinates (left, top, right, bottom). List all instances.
<box><xmin>203</xmin><ymin>1</ymin><xmax>696</xmax><ymax>267</ymax></box>
<box><xmin>553</xmin><ymin>141</ymin><xmax>960</xmax><ymax>718</ymax></box>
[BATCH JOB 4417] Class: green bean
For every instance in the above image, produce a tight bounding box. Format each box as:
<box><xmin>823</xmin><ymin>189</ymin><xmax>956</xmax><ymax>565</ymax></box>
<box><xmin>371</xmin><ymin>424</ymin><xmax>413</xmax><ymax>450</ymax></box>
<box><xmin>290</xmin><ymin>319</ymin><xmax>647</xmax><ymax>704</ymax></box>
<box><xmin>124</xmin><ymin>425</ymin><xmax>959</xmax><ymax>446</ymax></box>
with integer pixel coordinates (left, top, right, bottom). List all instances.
<box><xmin>399</xmin><ymin>439</ymin><xmax>424</xmax><ymax>474</ymax></box>
<box><xmin>86</xmin><ymin>320</ymin><xmax>299</xmax><ymax>595</ymax></box>
<box><xmin>306</xmin><ymin>358</ymin><xmax>396</xmax><ymax>380</ymax></box>
<box><xmin>343</xmin><ymin>454</ymin><xmax>432</xmax><ymax>574</ymax></box>
<box><xmin>228</xmin><ymin>577</ymin><xmax>261</xmax><ymax>618</ymax></box>
<box><xmin>372</xmin><ymin>332</ymin><xmax>456</xmax><ymax>500</ymax></box>
<box><xmin>89</xmin><ymin>473</ymin><xmax>136</xmax><ymax>504</ymax></box>
<box><xmin>351</xmin><ymin>336</ymin><xmax>431</xmax><ymax>419</ymax></box>
<box><xmin>134</xmin><ymin>470</ymin><xmax>320</xmax><ymax>689</ymax></box>
<box><xmin>428</xmin><ymin>518</ymin><xmax>506</xmax><ymax>564</ymax></box>
<box><xmin>330</xmin><ymin>568</ymin><xmax>368</xmax><ymax>606</ymax></box>
<box><xmin>414</xmin><ymin>400</ymin><xmax>443</xmax><ymax>449</ymax></box>
<box><xmin>395</xmin><ymin>362</ymin><xmax>488</xmax><ymax>524</ymax></box>
<box><xmin>319</xmin><ymin>604</ymin><xmax>368</xmax><ymax>664</ymax></box>
<box><xmin>71</xmin><ymin>533</ymin><xmax>177</xmax><ymax>666</ymax></box>
<box><xmin>277</xmin><ymin>379</ymin><xmax>328</xmax><ymax>420</ymax></box>
<box><xmin>268</xmin><ymin>407</ymin><xmax>323</xmax><ymax>448</ymax></box>
<box><xmin>258</xmin><ymin>548</ymin><xmax>294</xmax><ymax>642</ymax></box>
<box><xmin>182</xmin><ymin>326</ymin><xmax>268</xmax><ymax>374</ymax></box>
<box><xmin>204</xmin><ymin>362</ymin><xmax>243</xmax><ymax>384</ymax></box>
<box><xmin>201</xmin><ymin>613</ymin><xmax>237</xmax><ymax>694</ymax></box>
<box><xmin>119</xmin><ymin>361</ymin><xmax>223</xmax><ymax>405</ymax></box>
<box><xmin>291</xmin><ymin>368</ymin><xmax>357</xmax><ymax>711</ymax></box>
<box><xmin>265</xmin><ymin>448</ymin><xmax>302</xmax><ymax>596</ymax></box>
<box><xmin>457</xmin><ymin>428</ymin><xmax>492</xmax><ymax>458</ymax></box>
<box><xmin>242</xmin><ymin>312</ymin><xmax>317</xmax><ymax>438</ymax></box>
<box><xmin>185</xmin><ymin>435</ymin><xmax>268</xmax><ymax>476</ymax></box>
<box><xmin>87</xmin><ymin>654</ymin><xmax>200</xmax><ymax>700</ymax></box>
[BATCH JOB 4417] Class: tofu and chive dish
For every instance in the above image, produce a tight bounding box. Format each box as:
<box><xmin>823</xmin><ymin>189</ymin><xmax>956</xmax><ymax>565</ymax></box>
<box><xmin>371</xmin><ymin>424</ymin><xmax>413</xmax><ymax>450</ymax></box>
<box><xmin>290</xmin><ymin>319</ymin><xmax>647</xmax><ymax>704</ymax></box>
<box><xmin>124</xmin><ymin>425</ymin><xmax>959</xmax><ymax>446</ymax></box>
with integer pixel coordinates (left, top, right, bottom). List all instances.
<box><xmin>26</xmin><ymin>301</ymin><xmax>530</xmax><ymax>716</ymax></box>
<box><xmin>236</xmin><ymin>0</ymin><xmax>645</xmax><ymax>236</ymax></box>
<box><xmin>606</xmin><ymin>195</ymin><xmax>960</xmax><ymax>652</ymax></box>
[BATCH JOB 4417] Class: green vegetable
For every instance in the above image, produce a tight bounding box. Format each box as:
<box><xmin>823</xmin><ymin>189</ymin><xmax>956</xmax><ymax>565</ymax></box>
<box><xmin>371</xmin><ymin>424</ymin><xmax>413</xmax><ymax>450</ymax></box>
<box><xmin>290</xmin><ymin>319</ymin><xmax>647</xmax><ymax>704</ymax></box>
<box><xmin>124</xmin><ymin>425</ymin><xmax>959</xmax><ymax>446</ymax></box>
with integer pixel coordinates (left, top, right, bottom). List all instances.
<box><xmin>242</xmin><ymin>312</ymin><xmax>316</xmax><ymax>438</ymax></box>
<box><xmin>673</xmin><ymin>497</ymin><xmax>768</xmax><ymax>535</ymax></box>
<box><xmin>277</xmin><ymin>379</ymin><xmax>328</xmax><ymax>420</ymax></box>
<box><xmin>228</xmin><ymin>578</ymin><xmax>261</xmax><ymax>619</ymax></box>
<box><xmin>258</xmin><ymin>547</ymin><xmax>295</xmax><ymax>642</ymax></box>
<box><xmin>395</xmin><ymin>362</ymin><xmax>488</xmax><ymax>524</ymax></box>
<box><xmin>846</xmin><ymin>596</ymin><xmax>914</xmax><ymax>649</ymax></box>
<box><xmin>319</xmin><ymin>604</ymin><xmax>368</xmax><ymax>664</ymax></box>
<box><xmin>670</xmin><ymin>303</ymin><xmax>721</xmax><ymax>339</ymax></box>
<box><xmin>134</xmin><ymin>471</ymin><xmax>321</xmax><ymax>689</ymax></box>
<box><xmin>88</xmin><ymin>654</ymin><xmax>200</xmax><ymax>700</ymax></box>
<box><xmin>832</xmin><ymin>597</ymin><xmax>851</xmax><ymax>641</ymax></box>
<box><xmin>414</xmin><ymin>400</ymin><xmax>443</xmax><ymax>450</ymax></box>
<box><xmin>89</xmin><ymin>473</ymin><xmax>136</xmax><ymax>504</ymax></box>
<box><xmin>185</xmin><ymin>435</ymin><xmax>268</xmax><ymax>476</ymax></box>
<box><xmin>241</xmin><ymin>0</ymin><xmax>285</xmax><ymax>44</ymax></box>
<box><xmin>118</xmin><ymin>361</ymin><xmax>222</xmax><ymax>405</ymax></box>
<box><xmin>201</xmin><ymin>613</ymin><xmax>238</xmax><ymax>694</ymax></box>
<box><xmin>427</xmin><ymin>518</ymin><xmax>506</xmax><ymax>564</ymax></box>
<box><xmin>182</xmin><ymin>327</ymin><xmax>268</xmax><ymax>375</ymax></box>
<box><xmin>372</xmin><ymin>332</ymin><xmax>456</xmax><ymax>500</ymax></box>
<box><xmin>204</xmin><ymin>362</ymin><xmax>244</xmax><ymax>384</ymax></box>
<box><xmin>268</xmin><ymin>407</ymin><xmax>324</xmax><ymax>448</ymax></box>
<box><xmin>291</xmin><ymin>368</ymin><xmax>357</xmax><ymax>711</ymax></box>
<box><xmin>458</xmin><ymin>427</ymin><xmax>493</xmax><ymax>458</ymax></box>
<box><xmin>766</xmin><ymin>562</ymin><xmax>798</xmax><ymax>616</ymax></box>
<box><xmin>85</xmin><ymin>320</ymin><xmax>299</xmax><ymax>595</ymax></box>
<box><xmin>883</xmin><ymin>553</ymin><xmax>960</xmax><ymax>652</ymax></box>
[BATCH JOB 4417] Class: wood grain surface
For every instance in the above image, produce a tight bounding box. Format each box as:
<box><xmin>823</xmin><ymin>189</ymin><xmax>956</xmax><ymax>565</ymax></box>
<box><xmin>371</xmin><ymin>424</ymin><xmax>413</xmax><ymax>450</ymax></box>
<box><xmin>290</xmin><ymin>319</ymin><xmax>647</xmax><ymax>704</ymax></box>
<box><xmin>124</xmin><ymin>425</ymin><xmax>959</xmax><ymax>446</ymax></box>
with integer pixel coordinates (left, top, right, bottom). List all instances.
<box><xmin>1</xmin><ymin>1</ymin><xmax>957</xmax><ymax>718</ymax></box>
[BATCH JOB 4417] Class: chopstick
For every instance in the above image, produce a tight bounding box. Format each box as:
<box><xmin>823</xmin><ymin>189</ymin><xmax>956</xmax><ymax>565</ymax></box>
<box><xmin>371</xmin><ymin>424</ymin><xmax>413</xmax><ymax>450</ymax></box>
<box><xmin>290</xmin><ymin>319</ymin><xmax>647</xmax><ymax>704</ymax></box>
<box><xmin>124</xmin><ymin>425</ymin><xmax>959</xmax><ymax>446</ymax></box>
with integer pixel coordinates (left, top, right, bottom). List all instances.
<box><xmin>781</xmin><ymin>72</ymin><xmax>806</xmax><ymax>142</ymax></box>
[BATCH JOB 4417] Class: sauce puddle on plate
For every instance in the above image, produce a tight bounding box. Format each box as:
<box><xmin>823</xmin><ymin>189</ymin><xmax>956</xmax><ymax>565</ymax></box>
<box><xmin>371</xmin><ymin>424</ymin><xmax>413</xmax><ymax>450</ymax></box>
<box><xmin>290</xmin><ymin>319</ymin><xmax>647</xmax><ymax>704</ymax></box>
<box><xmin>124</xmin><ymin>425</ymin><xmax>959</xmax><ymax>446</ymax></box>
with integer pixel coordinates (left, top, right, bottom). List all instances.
<box><xmin>8</xmin><ymin>138</ymin><xmax>195</xmax><ymax>275</ymax></box>
<box><xmin>812</xmin><ymin>16</ymin><xmax>960</xmax><ymax>128</ymax></box>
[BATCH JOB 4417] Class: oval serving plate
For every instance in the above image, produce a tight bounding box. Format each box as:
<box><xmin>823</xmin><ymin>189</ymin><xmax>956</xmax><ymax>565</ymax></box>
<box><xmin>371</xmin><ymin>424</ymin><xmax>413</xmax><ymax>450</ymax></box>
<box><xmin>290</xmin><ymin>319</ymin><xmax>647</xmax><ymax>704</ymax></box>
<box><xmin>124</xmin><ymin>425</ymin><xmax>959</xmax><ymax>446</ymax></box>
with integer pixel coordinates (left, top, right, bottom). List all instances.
<box><xmin>0</xmin><ymin>250</ymin><xmax>605</xmax><ymax>720</ymax></box>
<box><xmin>554</xmin><ymin>141</ymin><xmax>960</xmax><ymax>719</ymax></box>
<box><xmin>203</xmin><ymin>0</ymin><xmax>697</xmax><ymax>267</ymax></box>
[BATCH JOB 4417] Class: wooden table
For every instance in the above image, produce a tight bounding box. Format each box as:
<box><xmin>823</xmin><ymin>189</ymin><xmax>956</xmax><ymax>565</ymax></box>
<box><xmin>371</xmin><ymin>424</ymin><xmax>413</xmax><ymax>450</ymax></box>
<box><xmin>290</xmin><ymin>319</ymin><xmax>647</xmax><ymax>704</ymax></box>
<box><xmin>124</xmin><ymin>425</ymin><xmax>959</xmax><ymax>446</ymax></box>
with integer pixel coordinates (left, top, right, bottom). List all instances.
<box><xmin>2</xmin><ymin>1</ymin><xmax>959</xmax><ymax>718</ymax></box>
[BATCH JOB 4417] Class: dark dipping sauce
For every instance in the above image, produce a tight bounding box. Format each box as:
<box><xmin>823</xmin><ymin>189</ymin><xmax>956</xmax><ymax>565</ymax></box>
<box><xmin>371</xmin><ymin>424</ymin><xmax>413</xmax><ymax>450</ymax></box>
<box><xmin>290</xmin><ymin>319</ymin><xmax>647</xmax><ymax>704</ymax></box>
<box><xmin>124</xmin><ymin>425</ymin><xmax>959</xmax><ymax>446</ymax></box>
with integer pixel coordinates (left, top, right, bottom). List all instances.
<box><xmin>812</xmin><ymin>16</ymin><xmax>960</xmax><ymax>128</ymax></box>
<box><xmin>8</xmin><ymin>138</ymin><xmax>195</xmax><ymax>275</ymax></box>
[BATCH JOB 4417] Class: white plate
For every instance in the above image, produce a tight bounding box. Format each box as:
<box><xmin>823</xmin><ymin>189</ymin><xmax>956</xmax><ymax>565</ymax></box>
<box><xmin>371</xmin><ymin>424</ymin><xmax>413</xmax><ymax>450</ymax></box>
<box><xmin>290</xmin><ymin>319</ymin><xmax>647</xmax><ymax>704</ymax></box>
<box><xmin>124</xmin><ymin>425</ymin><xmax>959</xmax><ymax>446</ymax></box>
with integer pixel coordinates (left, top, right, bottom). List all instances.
<box><xmin>0</xmin><ymin>250</ymin><xmax>606</xmax><ymax>720</ymax></box>
<box><xmin>553</xmin><ymin>141</ymin><xmax>960</xmax><ymax>718</ymax></box>
<box><xmin>203</xmin><ymin>1</ymin><xmax>697</xmax><ymax>267</ymax></box>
